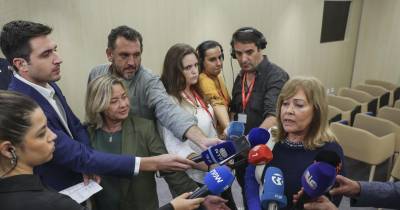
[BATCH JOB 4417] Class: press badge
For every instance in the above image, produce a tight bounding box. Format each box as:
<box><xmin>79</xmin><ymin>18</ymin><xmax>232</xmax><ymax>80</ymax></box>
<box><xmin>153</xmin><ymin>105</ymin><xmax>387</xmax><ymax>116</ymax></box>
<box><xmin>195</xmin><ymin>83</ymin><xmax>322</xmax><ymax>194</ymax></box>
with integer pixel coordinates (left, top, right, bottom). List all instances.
<box><xmin>238</xmin><ymin>113</ymin><xmax>247</xmax><ymax>123</ymax></box>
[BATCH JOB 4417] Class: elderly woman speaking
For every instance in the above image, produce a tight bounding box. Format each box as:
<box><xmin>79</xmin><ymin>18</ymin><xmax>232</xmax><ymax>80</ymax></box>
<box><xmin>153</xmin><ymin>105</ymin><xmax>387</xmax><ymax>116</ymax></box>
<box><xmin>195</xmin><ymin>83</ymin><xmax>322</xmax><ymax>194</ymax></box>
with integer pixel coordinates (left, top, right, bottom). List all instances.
<box><xmin>244</xmin><ymin>77</ymin><xmax>345</xmax><ymax>210</ymax></box>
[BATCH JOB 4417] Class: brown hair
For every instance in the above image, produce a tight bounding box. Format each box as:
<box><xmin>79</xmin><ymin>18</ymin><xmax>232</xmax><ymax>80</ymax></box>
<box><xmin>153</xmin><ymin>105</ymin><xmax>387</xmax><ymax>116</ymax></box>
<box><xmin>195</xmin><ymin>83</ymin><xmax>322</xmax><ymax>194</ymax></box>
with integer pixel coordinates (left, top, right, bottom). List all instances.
<box><xmin>161</xmin><ymin>43</ymin><xmax>199</xmax><ymax>102</ymax></box>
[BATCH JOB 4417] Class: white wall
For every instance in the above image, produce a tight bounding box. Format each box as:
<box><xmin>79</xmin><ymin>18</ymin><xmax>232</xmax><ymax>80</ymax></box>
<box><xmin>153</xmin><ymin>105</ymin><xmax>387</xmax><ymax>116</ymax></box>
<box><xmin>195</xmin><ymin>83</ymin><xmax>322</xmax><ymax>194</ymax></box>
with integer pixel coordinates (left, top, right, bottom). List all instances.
<box><xmin>0</xmin><ymin>0</ymin><xmax>363</xmax><ymax>119</ymax></box>
<box><xmin>352</xmin><ymin>0</ymin><xmax>400</xmax><ymax>86</ymax></box>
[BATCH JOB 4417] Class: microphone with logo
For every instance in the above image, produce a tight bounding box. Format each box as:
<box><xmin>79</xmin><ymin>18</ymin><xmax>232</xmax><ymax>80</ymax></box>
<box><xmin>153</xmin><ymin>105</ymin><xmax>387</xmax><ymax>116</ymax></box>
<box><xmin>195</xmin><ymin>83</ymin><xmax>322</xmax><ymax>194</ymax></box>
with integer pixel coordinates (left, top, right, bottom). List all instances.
<box><xmin>188</xmin><ymin>165</ymin><xmax>235</xmax><ymax>199</ymax></box>
<box><xmin>190</xmin><ymin>141</ymin><xmax>237</xmax><ymax>165</ymax></box>
<box><xmin>260</xmin><ymin>167</ymin><xmax>287</xmax><ymax>210</ymax></box>
<box><xmin>248</xmin><ymin>144</ymin><xmax>273</xmax><ymax>165</ymax></box>
<box><xmin>190</xmin><ymin>127</ymin><xmax>272</xmax><ymax>166</ymax></box>
<box><xmin>295</xmin><ymin>161</ymin><xmax>337</xmax><ymax>209</ymax></box>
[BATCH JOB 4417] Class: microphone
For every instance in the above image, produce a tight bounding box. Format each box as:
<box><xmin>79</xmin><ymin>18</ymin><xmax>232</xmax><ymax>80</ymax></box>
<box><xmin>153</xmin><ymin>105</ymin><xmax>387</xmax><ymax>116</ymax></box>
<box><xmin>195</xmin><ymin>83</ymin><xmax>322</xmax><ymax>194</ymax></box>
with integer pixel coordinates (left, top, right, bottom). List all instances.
<box><xmin>190</xmin><ymin>128</ymin><xmax>272</xmax><ymax>166</ymax></box>
<box><xmin>227</xmin><ymin>121</ymin><xmax>245</xmax><ymax>138</ymax></box>
<box><xmin>314</xmin><ymin>150</ymin><xmax>342</xmax><ymax>173</ymax></box>
<box><xmin>295</xmin><ymin>162</ymin><xmax>337</xmax><ymax>209</ymax></box>
<box><xmin>191</xmin><ymin>141</ymin><xmax>237</xmax><ymax>165</ymax></box>
<box><xmin>247</xmin><ymin>127</ymin><xmax>271</xmax><ymax>148</ymax></box>
<box><xmin>228</xmin><ymin>128</ymin><xmax>271</xmax><ymax>153</ymax></box>
<box><xmin>188</xmin><ymin>166</ymin><xmax>235</xmax><ymax>199</ymax></box>
<box><xmin>248</xmin><ymin>144</ymin><xmax>273</xmax><ymax>165</ymax></box>
<box><xmin>260</xmin><ymin>167</ymin><xmax>287</xmax><ymax>210</ymax></box>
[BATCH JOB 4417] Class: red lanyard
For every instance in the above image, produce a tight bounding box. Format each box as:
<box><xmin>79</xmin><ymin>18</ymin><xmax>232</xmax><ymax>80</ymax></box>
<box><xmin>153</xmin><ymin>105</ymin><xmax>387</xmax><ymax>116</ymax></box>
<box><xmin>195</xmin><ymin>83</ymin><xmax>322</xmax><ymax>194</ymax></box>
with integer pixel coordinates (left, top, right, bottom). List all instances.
<box><xmin>183</xmin><ymin>90</ymin><xmax>216</xmax><ymax>128</ymax></box>
<box><xmin>241</xmin><ymin>73</ymin><xmax>255</xmax><ymax>111</ymax></box>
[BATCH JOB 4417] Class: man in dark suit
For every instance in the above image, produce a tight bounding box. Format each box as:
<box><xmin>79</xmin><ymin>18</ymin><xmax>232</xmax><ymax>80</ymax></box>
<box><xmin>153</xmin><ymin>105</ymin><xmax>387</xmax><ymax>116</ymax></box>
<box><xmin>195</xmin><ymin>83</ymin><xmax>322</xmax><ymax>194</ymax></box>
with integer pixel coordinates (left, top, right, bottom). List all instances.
<box><xmin>1</xmin><ymin>20</ymin><xmax>195</xmax><ymax>191</ymax></box>
<box><xmin>0</xmin><ymin>58</ymin><xmax>12</xmax><ymax>90</ymax></box>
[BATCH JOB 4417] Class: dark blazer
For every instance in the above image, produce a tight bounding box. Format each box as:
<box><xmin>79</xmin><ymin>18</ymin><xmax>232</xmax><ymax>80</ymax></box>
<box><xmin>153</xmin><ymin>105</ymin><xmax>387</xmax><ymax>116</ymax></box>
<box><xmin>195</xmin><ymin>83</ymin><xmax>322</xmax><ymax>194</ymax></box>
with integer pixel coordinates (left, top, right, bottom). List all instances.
<box><xmin>9</xmin><ymin>77</ymin><xmax>135</xmax><ymax>191</ymax></box>
<box><xmin>0</xmin><ymin>175</ymin><xmax>85</xmax><ymax>210</ymax></box>
<box><xmin>351</xmin><ymin>181</ymin><xmax>400</xmax><ymax>209</ymax></box>
<box><xmin>0</xmin><ymin>58</ymin><xmax>12</xmax><ymax>90</ymax></box>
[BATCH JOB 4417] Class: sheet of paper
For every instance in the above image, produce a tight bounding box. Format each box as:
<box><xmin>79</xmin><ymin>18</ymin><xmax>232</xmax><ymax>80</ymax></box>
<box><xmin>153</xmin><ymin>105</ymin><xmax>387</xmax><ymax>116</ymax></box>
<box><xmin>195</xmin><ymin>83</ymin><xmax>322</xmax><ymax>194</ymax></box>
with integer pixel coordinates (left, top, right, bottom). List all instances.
<box><xmin>59</xmin><ymin>180</ymin><xmax>102</xmax><ymax>203</ymax></box>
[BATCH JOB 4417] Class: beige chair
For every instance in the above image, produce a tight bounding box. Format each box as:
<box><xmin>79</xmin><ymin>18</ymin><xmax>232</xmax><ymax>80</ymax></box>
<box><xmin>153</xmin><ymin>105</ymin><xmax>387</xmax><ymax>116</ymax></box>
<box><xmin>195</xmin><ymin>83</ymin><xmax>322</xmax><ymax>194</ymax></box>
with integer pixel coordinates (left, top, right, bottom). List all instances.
<box><xmin>390</xmin><ymin>156</ymin><xmax>400</xmax><ymax>181</ymax></box>
<box><xmin>377</xmin><ymin>106</ymin><xmax>400</xmax><ymax>126</ymax></box>
<box><xmin>327</xmin><ymin>95</ymin><xmax>361</xmax><ymax>125</ymax></box>
<box><xmin>353</xmin><ymin>113</ymin><xmax>400</xmax><ymax>176</ymax></box>
<box><xmin>365</xmin><ymin>79</ymin><xmax>400</xmax><ymax>106</ymax></box>
<box><xmin>328</xmin><ymin>105</ymin><xmax>342</xmax><ymax>124</ymax></box>
<box><xmin>337</xmin><ymin>87</ymin><xmax>378</xmax><ymax>115</ymax></box>
<box><xmin>354</xmin><ymin>84</ymin><xmax>390</xmax><ymax>108</ymax></box>
<box><xmin>331</xmin><ymin>122</ymin><xmax>395</xmax><ymax>181</ymax></box>
<box><xmin>395</xmin><ymin>99</ymin><xmax>400</xmax><ymax>109</ymax></box>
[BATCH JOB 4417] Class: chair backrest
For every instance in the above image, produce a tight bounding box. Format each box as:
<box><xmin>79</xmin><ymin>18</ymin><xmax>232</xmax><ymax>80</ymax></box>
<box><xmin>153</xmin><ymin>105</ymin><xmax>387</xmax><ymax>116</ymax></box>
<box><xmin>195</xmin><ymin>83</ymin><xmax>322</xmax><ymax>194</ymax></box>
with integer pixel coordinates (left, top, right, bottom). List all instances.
<box><xmin>328</xmin><ymin>105</ymin><xmax>342</xmax><ymax>124</ymax></box>
<box><xmin>338</xmin><ymin>87</ymin><xmax>378</xmax><ymax>114</ymax></box>
<box><xmin>353</xmin><ymin>113</ymin><xmax>400</xmax><ymax>152</ymax></box>
<box><xmin>354</xmin><ymin>84</ymin><xmax>390</xmax><ymax>107</ymax></box>
<box><xmin>327</xmin><ymin>95</ymin><xmax>361</xmax><ymax>125</ymax></box>
<box><xmin>395</xmin><ymin>99</ymin><xmax>400</xmax><ymax>109</ymax></box>
<box><xmin>391</xmin><ymin>156</ymin><xmax>400</xmax><ymax>180</ymax></box>
<box><xmin>365</xmin><ymin>79</ymin><xmax>397</xmax><ymax>91</ymax></box>
<box><xmin>330</xmin><ymin>122</ymin><xmax>395</xmax><ymax>165</ymax></box>
<box><xmin>378</xmin><ymin>106</ymin><xmax>400</xmax><ymax>126</ymax></box>
<box><xmin>365</xmin><ymin>80</ymin><xmax>400</xmax><ymax>106</ymax></box>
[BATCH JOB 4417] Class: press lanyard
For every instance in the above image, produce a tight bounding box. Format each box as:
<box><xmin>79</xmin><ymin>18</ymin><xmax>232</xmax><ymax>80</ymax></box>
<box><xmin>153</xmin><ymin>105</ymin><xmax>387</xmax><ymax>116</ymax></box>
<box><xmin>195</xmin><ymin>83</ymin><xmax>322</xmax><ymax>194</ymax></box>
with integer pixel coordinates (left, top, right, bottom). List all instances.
<box><xmin>183</xmin><ymin>90</ymin><xmax>216</xmax><ymax>128</ymax></box>
<box><xmin>241</xmin><ymin>73</ymin><xmax>255</xmax><ymax>111</ymax></box>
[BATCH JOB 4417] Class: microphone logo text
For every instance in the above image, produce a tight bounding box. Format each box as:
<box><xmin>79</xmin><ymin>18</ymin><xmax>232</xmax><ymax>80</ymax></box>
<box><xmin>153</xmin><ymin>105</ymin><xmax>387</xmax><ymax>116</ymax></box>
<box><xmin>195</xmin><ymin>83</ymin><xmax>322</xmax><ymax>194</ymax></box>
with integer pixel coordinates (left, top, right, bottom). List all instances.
<box><xmin>304</xmin><ymin>170</ymin><xmax>318</xmax><ymax>190</ymax></box>
<box><xmin>210</xmin><ymin>169</ymin><xmax>224</xmax><ymax>183</ymax></box>
<box><xmin>271</xmin><ymin>173</ymin><xmax>283</xmax><ymax>186</ymax></box>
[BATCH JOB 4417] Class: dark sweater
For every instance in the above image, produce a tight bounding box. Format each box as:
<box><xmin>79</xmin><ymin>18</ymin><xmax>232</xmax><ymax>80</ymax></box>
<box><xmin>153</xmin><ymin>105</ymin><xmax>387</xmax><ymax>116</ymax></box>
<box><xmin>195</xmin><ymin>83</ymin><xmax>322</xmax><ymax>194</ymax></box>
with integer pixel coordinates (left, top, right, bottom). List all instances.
<box><xmin>245</xmin><ymin>140</ymin><xmax>345</xmax><ymax>210</ymax></box>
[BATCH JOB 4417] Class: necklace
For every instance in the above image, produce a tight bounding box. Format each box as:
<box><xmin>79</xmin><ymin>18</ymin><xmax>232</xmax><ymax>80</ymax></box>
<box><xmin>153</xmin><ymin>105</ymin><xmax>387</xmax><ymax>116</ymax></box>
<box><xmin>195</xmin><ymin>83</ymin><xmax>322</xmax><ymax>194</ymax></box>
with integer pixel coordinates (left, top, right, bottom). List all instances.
<box><xmin>102</xmin><ymin>125</ymin><xmax>122</xmax><ymax>143</ymax></box>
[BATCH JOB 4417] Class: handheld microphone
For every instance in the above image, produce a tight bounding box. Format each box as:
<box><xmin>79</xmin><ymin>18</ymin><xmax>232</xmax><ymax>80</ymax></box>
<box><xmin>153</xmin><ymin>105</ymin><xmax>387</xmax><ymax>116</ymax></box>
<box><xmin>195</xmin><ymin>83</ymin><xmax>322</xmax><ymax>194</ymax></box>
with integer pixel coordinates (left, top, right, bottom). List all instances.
<box><xmin>314</xmin><ymin>150</ymin><xmax>342</xmax><ymax>173</ymax></box>
<box><xmin>190</xmin><ymin>141</ymin><xmax>237</xmax><ymax>166</ymax></box>
<box><xmin>228</xmin><ymin>128</ymin><xmax>271</xmax><ymax>153</ymax></box>
<box><xmin>188</xmin><ymin>166</ymin><xmax>235</xmax><ymax>199</ymax></box>
<box><xmin>227</xmin><ymin>121</ymin><xmax>245</xmax><ymax>138</ymax></box>
<box><xmin>295</xmin><ymin>162</ymin><xmax>337</xmax><ymax>209</ymax></box>
<box><xmin>260</xmin><ymin>167</ymin><xmax>287</xmax><ymax>210</ymax></box>
<box><xmin>248</xmin><ymin>144</ymin><xmax>273</xmax><ymax>165</ymax></box>
<box><xmin>247</xmin><ymin>127</ymin><xmax>271</xmax><ymax>148</ymax></box>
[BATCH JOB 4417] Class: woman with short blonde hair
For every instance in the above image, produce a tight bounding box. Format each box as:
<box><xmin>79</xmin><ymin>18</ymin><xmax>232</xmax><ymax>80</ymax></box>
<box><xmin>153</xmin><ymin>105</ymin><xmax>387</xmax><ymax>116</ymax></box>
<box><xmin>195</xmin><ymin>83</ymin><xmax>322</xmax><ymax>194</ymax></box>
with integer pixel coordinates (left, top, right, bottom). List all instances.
<box><xmin>85</xmin><ymin>75</ymin><xmax>126</xmax><ymax>129</ymax></box>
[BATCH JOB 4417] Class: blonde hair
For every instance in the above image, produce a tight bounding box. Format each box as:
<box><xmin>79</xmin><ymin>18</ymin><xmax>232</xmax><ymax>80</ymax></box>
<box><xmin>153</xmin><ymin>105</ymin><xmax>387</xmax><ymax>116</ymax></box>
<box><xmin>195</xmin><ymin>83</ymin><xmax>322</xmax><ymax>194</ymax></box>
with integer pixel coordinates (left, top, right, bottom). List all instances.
<box><xmin>275</xmin><ymin>77</ymin><xmax>336</xmax><ymax>149</ymax></box>
<box><xmin>85</xmin><ymin>75</ymin><xmax>126</xmax><ymax>129</ymax></box>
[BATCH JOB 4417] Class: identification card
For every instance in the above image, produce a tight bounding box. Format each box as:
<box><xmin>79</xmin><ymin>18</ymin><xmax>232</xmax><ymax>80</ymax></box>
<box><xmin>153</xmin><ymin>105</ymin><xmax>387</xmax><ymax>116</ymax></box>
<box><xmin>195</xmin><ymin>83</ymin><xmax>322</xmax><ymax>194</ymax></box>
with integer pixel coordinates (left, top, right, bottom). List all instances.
<box><xmin>238</xmin><ymin>113</ymin><xmax>247</xmax><ymax>123</ymax></box>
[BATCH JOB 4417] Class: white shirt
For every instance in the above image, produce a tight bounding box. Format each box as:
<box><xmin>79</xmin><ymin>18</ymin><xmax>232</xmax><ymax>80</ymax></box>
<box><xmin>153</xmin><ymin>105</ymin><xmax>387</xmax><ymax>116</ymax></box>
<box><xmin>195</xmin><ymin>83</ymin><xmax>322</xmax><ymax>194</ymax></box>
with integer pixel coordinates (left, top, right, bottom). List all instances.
<box><xmin>159</xmin><ymin>95</ymin><xmax>217</xmax><ymax>183</ymax></box>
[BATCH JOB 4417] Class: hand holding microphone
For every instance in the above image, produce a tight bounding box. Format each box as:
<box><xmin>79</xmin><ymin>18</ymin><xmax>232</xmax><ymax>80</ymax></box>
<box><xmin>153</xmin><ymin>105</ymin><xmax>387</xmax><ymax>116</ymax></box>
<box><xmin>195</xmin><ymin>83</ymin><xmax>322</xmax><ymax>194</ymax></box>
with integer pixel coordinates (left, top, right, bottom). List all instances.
<box><xmin>294</xmin><ymin>161</ymin><xmax>337</xmax><ymax>210</ymax></box>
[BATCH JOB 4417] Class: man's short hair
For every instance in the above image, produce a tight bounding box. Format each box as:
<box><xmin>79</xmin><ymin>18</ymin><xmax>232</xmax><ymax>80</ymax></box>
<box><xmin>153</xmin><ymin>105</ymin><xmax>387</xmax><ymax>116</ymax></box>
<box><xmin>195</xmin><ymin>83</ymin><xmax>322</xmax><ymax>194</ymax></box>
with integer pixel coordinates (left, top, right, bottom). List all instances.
<box><xmin>230</xmin><ymin>27</ymin><xmax>267</xmax><ymax>50</ymax></box>
<box><xmin>108</xmin><ymin>26</ymin><xmax>143</xmax><ymax>52</ymax></box>
<box><xmin>0</xmin><ymin>20</ymin><xmax>52</xmax><ymax>67</ymax></box>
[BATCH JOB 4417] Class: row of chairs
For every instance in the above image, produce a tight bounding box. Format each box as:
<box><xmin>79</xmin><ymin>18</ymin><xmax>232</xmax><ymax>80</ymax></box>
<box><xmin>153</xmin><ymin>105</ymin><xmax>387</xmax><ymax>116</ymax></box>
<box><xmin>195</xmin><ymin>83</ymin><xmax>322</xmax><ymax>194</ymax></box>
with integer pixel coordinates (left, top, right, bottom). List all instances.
<box><xmin>327</xmin><ymin>79</ymin><xmax>400</xmax><ymax>125</ymax></box>
<box><xmin>327</xmin><ymin>79</ymin><xmax>400</xmax><ymax>182</ymax></box>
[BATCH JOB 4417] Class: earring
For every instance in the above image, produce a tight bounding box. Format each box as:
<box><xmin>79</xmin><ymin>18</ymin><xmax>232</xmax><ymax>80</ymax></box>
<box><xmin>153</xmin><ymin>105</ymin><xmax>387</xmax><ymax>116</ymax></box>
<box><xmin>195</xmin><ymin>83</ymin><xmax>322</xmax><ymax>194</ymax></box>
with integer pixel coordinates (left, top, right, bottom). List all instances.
<box><xmin>10</xmin><ymin>149</ymin><xmax>17</xmax><ymax>166</ymax></box>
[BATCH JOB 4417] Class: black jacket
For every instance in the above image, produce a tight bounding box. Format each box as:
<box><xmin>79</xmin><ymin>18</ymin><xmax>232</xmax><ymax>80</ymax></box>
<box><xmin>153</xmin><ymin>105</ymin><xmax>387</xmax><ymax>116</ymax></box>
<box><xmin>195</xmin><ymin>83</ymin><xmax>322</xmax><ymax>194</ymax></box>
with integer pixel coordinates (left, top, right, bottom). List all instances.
<box><xmin>0</xmin><ymin>174</ymin><xmax>85</xmax><ymax>210</ymax></box>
